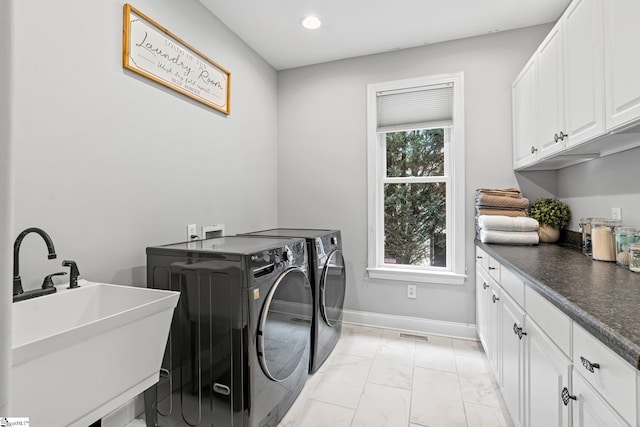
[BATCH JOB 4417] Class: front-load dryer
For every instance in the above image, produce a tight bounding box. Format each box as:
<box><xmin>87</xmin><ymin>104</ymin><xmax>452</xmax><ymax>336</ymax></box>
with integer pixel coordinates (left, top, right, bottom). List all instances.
<box><xmin>144</xmin><ymin>236</ymin><xmax>313</xmax><ymax>427</ymax></box>
<box><xmin>240</xmin><ymin>229</ymin><xmax>346</xmax><ymax>373</ymax></box>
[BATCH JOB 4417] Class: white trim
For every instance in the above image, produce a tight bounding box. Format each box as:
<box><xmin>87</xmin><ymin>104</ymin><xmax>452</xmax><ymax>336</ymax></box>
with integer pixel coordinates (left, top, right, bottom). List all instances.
<box><xmin>342</xmin><ymin>309</ymin><xmax>478</xmax><ymax>340</ymax></box>
<box><xmin>366</xmin><ymin>72</ymin><xmax>466</xmax><ymax>282</ymax></box>
<box><xmin>366</xmin><ymin>267</ymin><xmax>466</xmax><ymax>285</ymax></box>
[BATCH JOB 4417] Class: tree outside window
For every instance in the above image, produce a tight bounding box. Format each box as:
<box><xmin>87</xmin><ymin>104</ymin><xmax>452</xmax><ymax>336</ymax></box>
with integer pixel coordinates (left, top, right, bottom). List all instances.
<box><xmin>383</xmin><ymin>129</ymin><xmax>447</xmax><ymax>267</ymax></box>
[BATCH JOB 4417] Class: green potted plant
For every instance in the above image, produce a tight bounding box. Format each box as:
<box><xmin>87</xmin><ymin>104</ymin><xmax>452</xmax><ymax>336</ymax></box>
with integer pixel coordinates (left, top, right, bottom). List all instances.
<box><xmin>529</xmin><ymin>198</ymin><xmax>572</xmax><ymax>243</ymax></box>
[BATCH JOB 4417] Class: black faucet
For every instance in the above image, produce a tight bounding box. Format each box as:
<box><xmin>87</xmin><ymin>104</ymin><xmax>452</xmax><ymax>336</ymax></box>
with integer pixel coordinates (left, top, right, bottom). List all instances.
<box><xmin>62</xmin><ymin>260</ymin><xmax>80</xmax><ymax>288</ymax></box>
<box><xmin>13</xmin><ymin>227</ymin><xmax>57</xmax><ymax>296</ymax></box>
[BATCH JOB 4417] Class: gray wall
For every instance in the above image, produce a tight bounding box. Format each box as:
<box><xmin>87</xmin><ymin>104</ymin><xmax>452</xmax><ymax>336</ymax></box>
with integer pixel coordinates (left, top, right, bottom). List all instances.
<box><xmin>11</xmin><ymin>0</ymin><xmax>279</xmax><ymax>290</ymax></box>
<box><xmin>1</xmin><ymin>0</ymin><xmax>14</xmax><ymax>414</ymax></box>
<box><xmin>277</xmin><ymin>24</ymin><xmax>552</xmax><ymax>325</ymax></box>
<box><xmin>558</xmin><ymin>146</ymin><xmax>640</xmax><ymax>230</ymax></box>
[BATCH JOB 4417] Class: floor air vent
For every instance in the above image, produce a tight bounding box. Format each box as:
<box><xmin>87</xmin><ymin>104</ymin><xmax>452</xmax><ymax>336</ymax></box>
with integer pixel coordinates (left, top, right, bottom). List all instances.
<box><xmin>399</xmin><ymin>332</ymin><xmax>430</xmax><ymax>342</ymax></box>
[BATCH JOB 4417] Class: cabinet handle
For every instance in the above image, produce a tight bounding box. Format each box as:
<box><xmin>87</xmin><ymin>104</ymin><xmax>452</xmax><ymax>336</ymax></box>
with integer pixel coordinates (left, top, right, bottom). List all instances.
<box><xmin>483</xmin><ymin>282</ymin><xmax>489</xmax><ymax>290</ymax></box>
<box><xmin>488</xmin><ymin>266</ymin><xmax>496</xmax><ymax>271</ymax></box>
<box><xmin>492</xmin><ymin>295</ymin><xmax>500</xmax><ymax>303</ymax></box>
<box><xmin>476</xmin><ymin>255</ymin><xmax>483</xmax><ymax>259</ymax></box>
<box><xmin>531</xmin><ymin>146</ymin><xmax>538</xmax><ymax>154</ymax></box>
<box><xmin>580</xmin><ymin>356</ymin><xmax>600</xmax><ymax>373</ymax></box>
<box><xmin>513</xmin><ymin>323</ymin><xmax>527</xmax><ymax>339</ymax></box>
<box><xmin>554</xmin><ymin>133</ymin><xmax>559</xmax><ymax>143</ymax></box>
<box><xmin>559</xmin><ymin>131</ymin><xmax>567</xmax><ymax>141</ymax></box>
<box><xmin>561</xmin><ymin>387</ymin><xmax>576</xmax><ymax>406</ymax></box>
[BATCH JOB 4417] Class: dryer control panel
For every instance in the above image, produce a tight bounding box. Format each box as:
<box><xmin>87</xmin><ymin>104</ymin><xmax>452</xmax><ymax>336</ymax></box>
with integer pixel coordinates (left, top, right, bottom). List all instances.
<box><xmin>250</xmin><ymin>239</ymin><xmax>307</xmax><ymax>279</ymax></box>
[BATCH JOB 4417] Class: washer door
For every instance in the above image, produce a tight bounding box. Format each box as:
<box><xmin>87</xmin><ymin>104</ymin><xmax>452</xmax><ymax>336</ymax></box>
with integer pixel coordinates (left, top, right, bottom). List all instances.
<box><xmin>257</xmin><ymin>267</ymin><xmax>313</xmax><ymax>382</ymax></box>
<box><xmin>320</xmin><ymin>250</ymin><xmax>346</xmax><ymax>327</ymax></box>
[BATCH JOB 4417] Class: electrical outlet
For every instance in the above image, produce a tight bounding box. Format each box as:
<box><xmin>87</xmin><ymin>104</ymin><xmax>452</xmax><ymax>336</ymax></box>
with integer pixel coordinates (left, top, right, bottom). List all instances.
<box><xmin>407</xmin><ymin>284</ymin><xmax>416</xmax><ymax>299</ymax></box>
<box><xmin>187</xmin><ymin>224</ymin><xmax>198</xmax><ymax>241</ymax></box>
<box><xmin>612</xmin><ymin>208</ymin><xmax>622</xmax><ymax>220</ymax></box>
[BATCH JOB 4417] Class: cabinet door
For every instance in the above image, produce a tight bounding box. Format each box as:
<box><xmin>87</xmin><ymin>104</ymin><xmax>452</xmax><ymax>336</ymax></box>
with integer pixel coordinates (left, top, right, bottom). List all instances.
<box><xmin>572</xmin><ymin>372</ymin><xmax>628</xmax><ymax>427</ymax></box>
<box><xmin>476</xmin><ymin>264</ymin><xmax>491</xmax><ymax>353</ymax></box>
<box><xmin>604</xmin><ymin>0</ymin><xmax>640</xmax><ymax>131</ymax></box>
<box><xmin>537</xmin><ymin>22</ymin><xmax>566</xmax><ymax>158</ymax></box>
<box><xmin>500</xmin><ymin>293</ymin><xmax>525</xmax><ymax>426</ymax></box>
<box><xmin>489</xmin><ymin>284</ymin><xmax>502</xmax><ymax>381</ymax></box>
<box><xmin>513</xmin><ymin>56</ymin><xmax>538</xmax><ymax>169</ymax></box>
<box><xmin>525</xmin><ymin>318</ymin><xmax>571</xmax><ymax>427</ymax></box>
<box><xmin>564</xmin><ymin>0</ymin><xmax>605</xmax><ymax>148</ymax></box>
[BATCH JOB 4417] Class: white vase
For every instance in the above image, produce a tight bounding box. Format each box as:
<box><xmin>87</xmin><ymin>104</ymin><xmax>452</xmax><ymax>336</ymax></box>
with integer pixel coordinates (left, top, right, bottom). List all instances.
<box><xmin>538</xmin><ymin>224</ymin><xmax>560</xmax><ymax>243</ymax></box>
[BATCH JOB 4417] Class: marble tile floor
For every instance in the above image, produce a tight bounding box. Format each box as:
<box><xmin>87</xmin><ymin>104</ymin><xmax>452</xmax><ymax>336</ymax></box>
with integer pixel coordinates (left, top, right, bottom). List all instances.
<box><xmin>124</xmin><ymin>323</ymin><xmax>514</xmax><ymax>427</ymax></box>
<box><xmin>278</xmin><ymin>324</ymin><xmax>514</xmax><ymax>427</ymax></box>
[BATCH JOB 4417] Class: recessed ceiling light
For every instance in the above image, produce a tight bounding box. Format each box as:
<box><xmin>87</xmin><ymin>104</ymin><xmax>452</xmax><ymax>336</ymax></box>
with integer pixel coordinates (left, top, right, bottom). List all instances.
<box><xmin>301</xmin><ymin>16</ymin><xmax>322</xmax><ymax>30</ymax></box>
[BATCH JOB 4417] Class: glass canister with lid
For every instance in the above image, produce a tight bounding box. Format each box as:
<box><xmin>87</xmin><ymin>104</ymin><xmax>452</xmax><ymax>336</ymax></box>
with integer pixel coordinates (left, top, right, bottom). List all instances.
<box><xmin>591</xmin><ymin>218</ymin><xmax>622</xmax><ymax>262</ymax></box>
<box><xmin>629</xmin><ymin>244</ymin><xmax>640</xmax><ymax>272</ymax></box>
<box><xmin>579</xmin><ymin>217</ymin><xmax>594</xmax><ymax>257</ymax></box>
<box><xmin>615</xmin><ymin>227</ymin><xmax>640</xmax><ymax>266</ymax></box>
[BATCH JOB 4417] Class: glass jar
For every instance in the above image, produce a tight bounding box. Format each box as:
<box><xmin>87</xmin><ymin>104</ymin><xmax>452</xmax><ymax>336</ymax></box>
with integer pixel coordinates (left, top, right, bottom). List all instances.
<box><xmin>591</xmin><ymin>219</ymin><xmax>621</xmax><ymax>262</ymax></box>
<box><xmin>616</xmin><ymin>227</ymin><xmax>640</xmax><ymax>266</ymax></box>
<box><xmin>629</xmin><ymin>243</ymin><xmax>640</xmax><ymax>272</ymax></box>
<box><xmin>579</xmin><ymin>217</ymin><xmax>594</xmax><ymax>257</ymax></box>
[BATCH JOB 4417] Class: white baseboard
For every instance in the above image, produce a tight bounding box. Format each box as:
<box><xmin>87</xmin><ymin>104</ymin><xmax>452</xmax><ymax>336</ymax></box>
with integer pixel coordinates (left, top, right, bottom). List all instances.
<box><xmin>341</xmin><ymin>309</ymin><xmax>478</xmax><ymax>340</ymax></box>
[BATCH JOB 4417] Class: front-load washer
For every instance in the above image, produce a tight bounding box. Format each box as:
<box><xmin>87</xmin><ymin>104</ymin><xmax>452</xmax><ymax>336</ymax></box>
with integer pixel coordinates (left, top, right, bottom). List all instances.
<box><xmin>240</xmin><ymin>229</ymin><xmax>346</xmax><ymax>373</ymax></box>
<box><xmin>144</xmin><ymin>236</ymin><xmax>313</xmax><ymax>427</ymax></box>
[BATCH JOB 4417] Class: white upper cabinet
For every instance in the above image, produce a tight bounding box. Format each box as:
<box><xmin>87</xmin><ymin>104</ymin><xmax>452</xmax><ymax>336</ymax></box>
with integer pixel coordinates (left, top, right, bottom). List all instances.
<box><xmin>512</xmin><ymin>0</ymin><xmax>640</xmax><ymax>171</ymax></box>
<box><xmin>564</xmin><ymin>0</ymin><xmax>605</xmax><ymax>148</ymax></box>
<box><xmin>513</xmin><ymin>57</ymin><xmax>538</xmax><ymax>169</ymax></box>
<box><xmin>537</xmin><ymin>23</ymin><xmax>567</xmax><ymax>158</ymax></box>
<box><xmin>604</xmin><ymin>0</ymin><xmax>640</xmax><ymax>131</ymax></box>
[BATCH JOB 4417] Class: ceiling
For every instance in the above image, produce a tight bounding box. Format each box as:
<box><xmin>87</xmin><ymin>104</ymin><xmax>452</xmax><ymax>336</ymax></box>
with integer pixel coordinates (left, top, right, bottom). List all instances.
<box><xmin>198</xmin><ymin>0</ymin><xmax>571</xmax><ymax>70</ymax></box>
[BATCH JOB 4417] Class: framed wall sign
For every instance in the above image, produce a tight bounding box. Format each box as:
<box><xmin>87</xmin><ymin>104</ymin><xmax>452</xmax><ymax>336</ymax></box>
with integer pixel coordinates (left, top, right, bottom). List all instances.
<box><xmin>123</xmin><ymin>4</ymin><xmax>231</xmax><ymax>114</ymax></box>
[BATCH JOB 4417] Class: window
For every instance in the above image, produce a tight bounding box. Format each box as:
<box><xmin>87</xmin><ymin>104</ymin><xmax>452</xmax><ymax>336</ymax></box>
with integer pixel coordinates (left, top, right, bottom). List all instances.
<box><xmin>366</xmin><ymin>73</ymin><xmax>466</xmax><ymax>285</ymax></box>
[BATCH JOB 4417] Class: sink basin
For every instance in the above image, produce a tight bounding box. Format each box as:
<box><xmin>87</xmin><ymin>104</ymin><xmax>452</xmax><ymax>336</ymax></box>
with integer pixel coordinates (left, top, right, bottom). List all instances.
<box><xmin>11</xmin><ymin>280</ymin><xmax>179</xmax><ymax>426</ymax></box>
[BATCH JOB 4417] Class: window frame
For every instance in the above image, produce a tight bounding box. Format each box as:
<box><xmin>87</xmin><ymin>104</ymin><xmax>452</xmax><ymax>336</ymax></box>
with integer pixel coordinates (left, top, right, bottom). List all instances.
<box><xmin>366</xmin><ymin>73</ymin><xmax>466</xmax><ymax>285</ymax></box>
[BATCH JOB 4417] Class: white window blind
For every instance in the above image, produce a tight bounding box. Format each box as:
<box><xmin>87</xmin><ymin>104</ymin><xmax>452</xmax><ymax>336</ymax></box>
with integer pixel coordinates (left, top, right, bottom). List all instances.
<box><xmin>376</xmin><ymin>83</ymin><xmax>453</xmax><ymax>131</ymax></box>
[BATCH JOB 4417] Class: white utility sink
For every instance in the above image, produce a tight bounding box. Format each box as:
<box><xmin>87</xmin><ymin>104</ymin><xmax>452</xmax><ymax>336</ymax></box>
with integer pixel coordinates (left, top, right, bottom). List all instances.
<box><xmin>11</xmin><ymin>280</ymin><xmax>179</xmax><ymax>426</ymax></box>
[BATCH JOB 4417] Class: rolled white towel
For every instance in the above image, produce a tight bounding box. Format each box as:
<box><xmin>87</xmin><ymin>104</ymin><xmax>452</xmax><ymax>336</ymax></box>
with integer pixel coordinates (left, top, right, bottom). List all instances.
<box><xmin>478</xmin><ymin>215</ymin><xmax>539</xmax><ymax>232</ymax></box>
<box><xmin>480</xmin><ymin>229</ymin><xmax>539</xmax><ymax>245</ymax></box>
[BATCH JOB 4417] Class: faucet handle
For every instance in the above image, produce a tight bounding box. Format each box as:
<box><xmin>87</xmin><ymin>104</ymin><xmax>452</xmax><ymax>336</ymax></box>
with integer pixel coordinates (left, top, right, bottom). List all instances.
<box><xmin>62</xmin><ymin>260</ymin><xmax>80</xmax><ymax>289</ymax></box>
<box><xmin>42</xmin><ymin>271</ymin><xmax>67</xmax><ymax>289</ymax></box>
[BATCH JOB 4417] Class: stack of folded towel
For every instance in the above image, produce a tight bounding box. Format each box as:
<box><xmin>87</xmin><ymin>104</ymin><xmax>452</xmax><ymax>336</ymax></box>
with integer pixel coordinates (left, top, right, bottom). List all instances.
<box><xmin>478</xmin><ymin>215</ymin><xmax>540</xmax><ymax>245</ymax></box>
<box><xmin>476</xmin><ymin>188</ymin><xmax>529</xmax><ymax>217</ymax></box>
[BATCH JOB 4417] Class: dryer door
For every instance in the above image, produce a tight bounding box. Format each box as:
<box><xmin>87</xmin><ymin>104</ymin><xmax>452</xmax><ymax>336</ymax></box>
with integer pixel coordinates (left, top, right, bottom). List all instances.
<box><xmin>320</xmin><ymin>250</ymin><xmax>346</xmax><ymax>327</ymax></box>
<box><xmin>257</xmin><ymin>267</ymin><xmax>313</xmax><ymax>382</ymax></box>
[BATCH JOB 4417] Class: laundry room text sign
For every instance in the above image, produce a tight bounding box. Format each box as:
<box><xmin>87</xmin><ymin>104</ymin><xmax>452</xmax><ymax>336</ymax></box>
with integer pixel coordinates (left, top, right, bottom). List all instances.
<box><xmin>122</xmin><ymin>4</ymin><xmax>231</xmax><ymax>114</ymax></box>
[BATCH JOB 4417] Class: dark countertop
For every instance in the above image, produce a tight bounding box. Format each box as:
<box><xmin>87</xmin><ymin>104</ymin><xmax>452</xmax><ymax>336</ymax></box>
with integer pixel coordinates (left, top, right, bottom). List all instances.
<box><xmin>476</xmin><ymin>241</ymin><xmax>640</xmax><ymax>370</ymax></box>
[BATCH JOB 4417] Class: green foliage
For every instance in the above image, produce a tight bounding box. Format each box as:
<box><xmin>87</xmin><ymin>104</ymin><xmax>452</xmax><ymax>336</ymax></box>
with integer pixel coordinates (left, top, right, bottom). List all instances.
<box><xmin>383</xmin><ymin>129</ymin><xmax>446</xmax><ymax>267</ymax></box>
<box><xmin>528</xmin><ymin>198</ymin><xmax>572</xmax><ymax>228</ymax></box>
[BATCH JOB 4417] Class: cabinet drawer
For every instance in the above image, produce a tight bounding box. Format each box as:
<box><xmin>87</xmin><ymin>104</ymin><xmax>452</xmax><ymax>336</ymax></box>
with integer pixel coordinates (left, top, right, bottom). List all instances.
<box><xmin>525</xmin><ymin>286</ymin><xmax>572</xmax><ymax>357</ymax></box>
<box><xmin>488</xmin><ymin>256</ymin><xmax>501</xmax><ymax>283</ymax></box>
<box><xmin>573</xmin><ymin>323</ymin><xmax>636</xmax><ymax>425</ymax></box>
<box><xmin>500</xmin><ymin>267</ymin><xmax>524</xmax><ymax>308</ymax></box>
<box><xmin>476</xmin><ymin>246</ymin><xmax>489</xmax><ymax>271</ymax></box>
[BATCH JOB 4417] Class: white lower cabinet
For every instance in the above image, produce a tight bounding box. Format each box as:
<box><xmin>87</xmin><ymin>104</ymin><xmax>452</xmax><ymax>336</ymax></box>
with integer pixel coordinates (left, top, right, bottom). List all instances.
<box><xmin>475</xmin><ymin>245</ymin><xmax>638</xmax><ymax>427</ymax></box>
<box><xmin>476</xmin><ymin>249</ymin><xmax>640</xmax><ymax>427</ymax></box>
<box><xmin>475</xmin><ymin>264</ymin><xmax>491</xmax><ymax>352</ymax></box>
<box><xmin>525</xmin><ymin>318</ymin><xmax>571</xmax><ymax>427</ymax></box>
<box><xmin>571</xmin><ymin>372</ymin><xmax>628</xmax><ymax>427</ymax></box>
<box><xmin>489</xmin><ymin>282</ymin><xmax>502</xmax><ymax>380</ymax></box>
<box><xmin>572</xmin><ymin>323</ymin><xmax>636</xmax><ymax>425</ymax></box>
<box><xmin>500</xmin><ymin>292</ymin><xmax>525</xmax><ymax>426</ymax></box>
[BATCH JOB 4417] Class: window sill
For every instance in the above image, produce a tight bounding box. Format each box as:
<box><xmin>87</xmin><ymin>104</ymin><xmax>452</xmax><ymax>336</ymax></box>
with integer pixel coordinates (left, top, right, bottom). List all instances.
<box><xmin>366</xmin><ymin>267</ymin><xmax>466</xmax><ymax>285</ymax></box>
